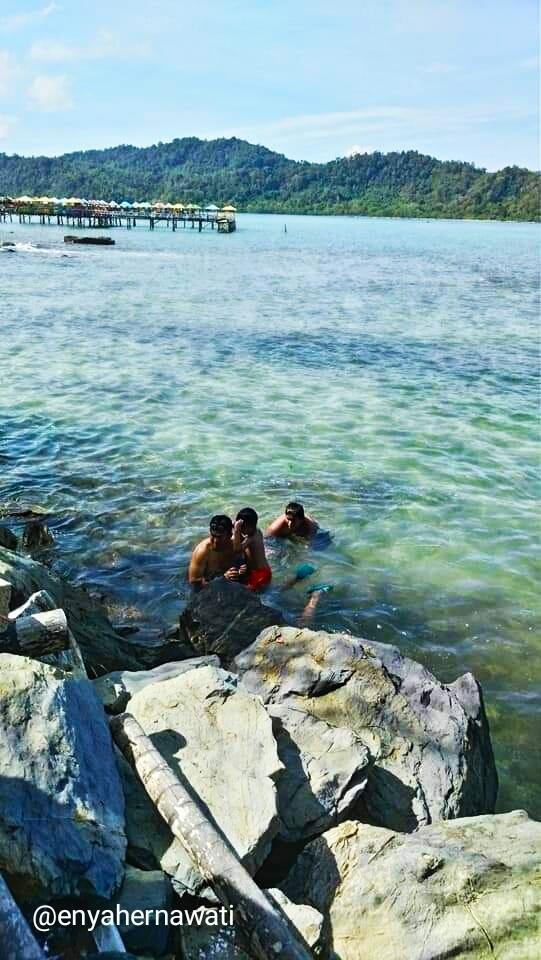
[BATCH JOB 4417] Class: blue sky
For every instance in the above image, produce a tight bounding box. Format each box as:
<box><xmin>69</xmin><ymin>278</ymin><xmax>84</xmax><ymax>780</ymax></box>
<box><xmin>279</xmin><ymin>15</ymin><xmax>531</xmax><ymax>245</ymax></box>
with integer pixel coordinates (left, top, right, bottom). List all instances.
<box><xmin>0</xmin><ymin>0</ymin><xmax>538</xmax><ymax>169</ymax></box>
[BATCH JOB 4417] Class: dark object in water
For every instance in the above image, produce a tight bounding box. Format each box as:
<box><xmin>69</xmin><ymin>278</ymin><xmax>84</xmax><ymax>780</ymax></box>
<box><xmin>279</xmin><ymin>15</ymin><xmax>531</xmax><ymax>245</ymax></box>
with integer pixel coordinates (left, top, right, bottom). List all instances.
<box><xmin>180</xmin><ymin>578</ymin><xmax>283</xmax><ymax>664</ymax></box>
<box><xmin>22</xmin><ymin>519</ymin><xmax>54</xmax><ymax>551</ymax></box>
<box><xmin>64</xmin><ymin>235</ymin><xmax>115</xmax><ymax>245</ymax></box>
<box><xmin>0</xmin><ymin>526</ymin><xmax>18</xmax><ymax>551</ymax></box>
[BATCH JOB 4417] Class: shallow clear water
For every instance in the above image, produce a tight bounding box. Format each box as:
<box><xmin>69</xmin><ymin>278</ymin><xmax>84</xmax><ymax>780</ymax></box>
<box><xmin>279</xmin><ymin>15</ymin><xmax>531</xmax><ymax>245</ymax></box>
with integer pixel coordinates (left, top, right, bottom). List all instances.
<box><xmin>1</xmin><ymin>213</ymin><xmax>540</xmax><ymax>817</ymax></box>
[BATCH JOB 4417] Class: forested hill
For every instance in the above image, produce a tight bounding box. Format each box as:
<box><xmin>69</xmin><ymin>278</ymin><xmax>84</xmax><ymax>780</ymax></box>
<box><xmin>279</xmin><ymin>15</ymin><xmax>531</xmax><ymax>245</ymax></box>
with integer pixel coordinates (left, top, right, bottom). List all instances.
<box><xmin>0</xmin><ymin>137</ymin><xmax>539</xmax><ymax>220</ymax></box>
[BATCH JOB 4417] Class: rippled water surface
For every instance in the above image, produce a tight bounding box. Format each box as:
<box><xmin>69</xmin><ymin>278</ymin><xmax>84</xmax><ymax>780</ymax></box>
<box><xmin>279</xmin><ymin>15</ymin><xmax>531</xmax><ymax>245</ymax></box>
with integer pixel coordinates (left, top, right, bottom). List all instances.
<box><xmin>1</xmin><ymin>214</ymin><xmax>540</xmax><ymax>817</ymax></box>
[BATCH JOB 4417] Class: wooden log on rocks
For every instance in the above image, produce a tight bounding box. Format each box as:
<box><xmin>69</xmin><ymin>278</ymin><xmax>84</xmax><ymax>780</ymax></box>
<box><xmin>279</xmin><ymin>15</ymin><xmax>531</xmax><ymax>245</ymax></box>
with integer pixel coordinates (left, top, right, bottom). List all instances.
<box><xmin>111</xmin><ymin>713</ymin><xmax>313</xmax><ymax>960</ymax></box>
<box><xmin>14</xmin><ymin>609</ymin><xmax>69</xmax><ymax>657</ymax></box>
<box><xmin>0</xmin><ymin>872</ymin><xmax>46</xmax><ymax>960</ymax></box>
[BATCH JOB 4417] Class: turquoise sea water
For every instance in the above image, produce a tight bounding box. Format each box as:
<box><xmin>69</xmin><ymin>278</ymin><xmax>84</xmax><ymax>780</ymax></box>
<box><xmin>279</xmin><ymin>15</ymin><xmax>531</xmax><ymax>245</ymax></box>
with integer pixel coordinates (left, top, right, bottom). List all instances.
<box><xmin>1</xmin><ymin>213</ymin><xmax>540</xmax><ymax>817</ymax></box>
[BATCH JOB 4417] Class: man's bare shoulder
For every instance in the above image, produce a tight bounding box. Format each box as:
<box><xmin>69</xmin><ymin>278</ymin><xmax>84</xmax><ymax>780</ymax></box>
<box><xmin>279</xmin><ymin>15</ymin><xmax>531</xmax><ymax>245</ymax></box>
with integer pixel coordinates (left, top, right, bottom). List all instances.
<box><xmin>265</xmin><ymin>514</ymin><xmax>288</xmax><ymax>536</ymax></box>
<box><xmin>192</xmin><ymin>537</ymin><xmax>211</xmax><ymax>557</ymax></box>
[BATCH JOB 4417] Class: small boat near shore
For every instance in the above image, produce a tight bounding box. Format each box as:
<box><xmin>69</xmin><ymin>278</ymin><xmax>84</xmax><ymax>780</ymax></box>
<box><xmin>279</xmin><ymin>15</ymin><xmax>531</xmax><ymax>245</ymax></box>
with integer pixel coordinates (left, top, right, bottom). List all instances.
<box><xmin>64</xmin><ymin>235</ymin><xmax>115</xmax><ymax>245</ymax></box>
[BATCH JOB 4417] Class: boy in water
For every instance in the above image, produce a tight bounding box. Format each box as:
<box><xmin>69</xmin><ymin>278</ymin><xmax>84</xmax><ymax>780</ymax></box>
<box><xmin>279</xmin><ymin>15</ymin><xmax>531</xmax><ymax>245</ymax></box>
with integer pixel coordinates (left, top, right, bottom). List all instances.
<box><xmin>266</xmin><ymin>501</ymin><xmax>319</xmax><ymax>539</ymax></box>
<box><xmin>233</xmin><ymin>507</ymin><xmax>272</xmax><ymax>591</ymax></box>
<box><xmin>188</xmin><ymin>515</ymin><xmax>246</xmax><ymax>590</ymax></box>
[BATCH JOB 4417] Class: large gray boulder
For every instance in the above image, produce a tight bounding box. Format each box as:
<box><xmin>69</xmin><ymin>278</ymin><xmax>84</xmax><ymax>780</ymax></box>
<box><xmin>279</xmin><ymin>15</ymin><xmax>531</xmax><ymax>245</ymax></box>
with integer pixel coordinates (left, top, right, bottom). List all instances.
<box><xmin>122</xmin><ymin>665</ymin><xmax>282</xmax><ymax>895</ymax></box>
<box><xmin>0</xmin><ymin>654</ymin><xmax>126</xmax><ymax>899</ymax></box>
<box><xmin>0</xmin><ymin>545</ymin><xmax>141</xmax><ymax>675</ymax></box>
<box><xmin>179</xmin><ymin>579</ymin><xmax>283</xmax><ymax>663</ymax></box>
<box><xmin>282</xmin><ymin>811</ymin><xmax>541</xmax><ymax>960</ymax></box>
<box><xmin>92</xmin><ymin>655</ymin><xmax>220</xmax><ymax>713</ymax></box>
<box><xmin>234</xmin><ymin>627</ymin><xmax>498</xmax><ymax>833</ymax></box>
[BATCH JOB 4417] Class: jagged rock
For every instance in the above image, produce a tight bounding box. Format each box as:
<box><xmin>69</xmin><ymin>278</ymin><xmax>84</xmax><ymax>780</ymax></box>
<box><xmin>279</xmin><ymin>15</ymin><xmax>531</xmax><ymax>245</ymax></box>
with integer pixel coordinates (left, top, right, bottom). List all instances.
<box><xmin>268</xmin><ymin>889</ymin><xmax>326</xmax><ymax>954</ymax></box>
<box><xmin>119</xmin><ymin>632</ymin><xmax>198</xmax><ymax>671</ymax></box>
<box><xmin>114</xmin><ymin>866</ymin><xmax>172</xmax><ymax>957</ymax></box>
<box><xmin>0</xmin><ymin>546</ymin><xmax>142</xmax><ymax>675</ymax></box>
<box><xmin>268</xmin><ymin>703</ymin><xmax>370</xmax><ymax>842</ymax></box>
<box><xmin>8</xmin><ymin>589</ymin><xmax>56</xmax><ymax>620</ymax></box>
<box><xmin>0</xmin><ymin>526</ymin><xmax>18</xmax><ymax>551</ymax></box>
<box><xmin>234</xmin><ymin>626</ymin><xmax>497</xmax><ymax>833</ymax></box>
<box><xmin>122</xmin><ymin>665</ymin><xmax>282</xmax><ymax>895</ymax></box>
<box><xmin>0</xmin><ymin>654</ymin><xmax>126</xmax><ymax>899</ymax></box>
<box><xmin>179</xmin><ymin>578</ymin><xmax>283</xmax><ymax>663</ymax></box>
<box><xmin>93</xmin><ymin>656</ymin><xmax>220</xmax><ymax>712</ymax></box>
<box><xmin>282</xmin><ymin>811</ymin><xmax>541</xmax><ymax>960</ymax></box>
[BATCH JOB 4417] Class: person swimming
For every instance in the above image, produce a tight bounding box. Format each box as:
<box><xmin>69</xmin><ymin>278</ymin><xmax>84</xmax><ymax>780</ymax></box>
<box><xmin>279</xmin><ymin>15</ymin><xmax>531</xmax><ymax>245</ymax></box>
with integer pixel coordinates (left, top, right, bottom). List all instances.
<box><xmin>266</xmin><ymin>501</ymin><xmax>319</xmax><ymax>540</ymax></box>
<box><xmin>188</xmin><ymin>515</ymin><xmax>246</xmax><ymax>590</ymax></box>
<box><xmin>234</xmin><ymin>507</ymin><xmax>272</xmax><ymax>591</ymax></box>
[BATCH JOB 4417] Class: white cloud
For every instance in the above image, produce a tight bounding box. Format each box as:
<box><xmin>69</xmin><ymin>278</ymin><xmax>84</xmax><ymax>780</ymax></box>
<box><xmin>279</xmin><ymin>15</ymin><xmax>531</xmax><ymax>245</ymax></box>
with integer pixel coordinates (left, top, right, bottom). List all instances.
<box><xmin>0</xmin><ymin>3</ymin><xmax>58</xmax><ymax>33</ymax></box>
<box><xmin>29</xmin><ymin>29</ymin><xmax>151</xmax><ymax>62</ymax></box>
<box><xmin>226</xmin><ymin>103</ymin><xmax>535</xmax><ymax>146</ymax></box>
<box><xmin>28</xmin><ymin>74</ymin><xmax>72</xmax><ymax>111</ymax></box>
<box><xmin>0</xmin><ymin>50</ymin><xmax>21</xmax><ymax>97</ymax></box>
<box><xmin>345</xmin><ymin>144</ymin><xmax>374</xmax><ymax>157</ymax></box>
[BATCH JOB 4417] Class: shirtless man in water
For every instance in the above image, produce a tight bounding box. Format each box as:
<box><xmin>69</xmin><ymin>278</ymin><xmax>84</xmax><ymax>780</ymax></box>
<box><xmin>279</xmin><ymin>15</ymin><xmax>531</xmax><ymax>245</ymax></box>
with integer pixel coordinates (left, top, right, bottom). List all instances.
<box><xmin>233</xmin><ymin>507</ymin><xmax>272</xmax><ymax>591</ymax></box>
<box><xmin>188</xmin><ymin>515</ymin><xmax>246</xmax><ymax>590</ymax></box>
<box><xmin>265</xmin><ymin>501</ymin><xmax>319</xmax><ymax>539</ymax></box>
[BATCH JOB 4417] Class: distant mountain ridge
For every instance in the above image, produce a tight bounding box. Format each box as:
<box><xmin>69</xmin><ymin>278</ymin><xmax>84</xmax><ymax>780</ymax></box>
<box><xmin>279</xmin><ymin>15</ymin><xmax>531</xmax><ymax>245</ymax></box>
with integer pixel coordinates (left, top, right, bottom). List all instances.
<box><xmin>0</xmin><ymin>136</ymin><xmax>539</xmax><ymax>221</ymax></box>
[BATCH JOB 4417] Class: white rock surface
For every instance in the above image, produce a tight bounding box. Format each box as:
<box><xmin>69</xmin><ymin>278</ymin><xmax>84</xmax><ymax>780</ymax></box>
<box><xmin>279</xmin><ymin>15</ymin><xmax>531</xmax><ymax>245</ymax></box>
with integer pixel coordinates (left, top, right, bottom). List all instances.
<box><xmin>123</xmin><ymin>665</ymin><xmax>282</xmax><ymax>895</ymax></box>
<box><xmin>92</xmin><ymin>655</ymin><xmax>220</xmax><ymax>712</ymax></box>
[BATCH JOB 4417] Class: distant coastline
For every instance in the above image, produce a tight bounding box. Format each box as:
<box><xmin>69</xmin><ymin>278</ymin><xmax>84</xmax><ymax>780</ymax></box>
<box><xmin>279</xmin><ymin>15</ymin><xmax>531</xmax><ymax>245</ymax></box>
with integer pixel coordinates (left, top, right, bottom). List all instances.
<box><xmin>1</xmin><ymin>136</ymin><xmax>539</xmax><ymax>223</ymax></box>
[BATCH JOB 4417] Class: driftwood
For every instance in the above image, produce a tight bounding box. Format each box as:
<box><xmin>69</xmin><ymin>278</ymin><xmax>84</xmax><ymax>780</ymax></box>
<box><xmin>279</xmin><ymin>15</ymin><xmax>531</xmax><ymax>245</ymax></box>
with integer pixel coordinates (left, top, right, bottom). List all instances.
<box><xmin>6</xmin><ymin>590</ymin><xmax>87</xmax><ymax>676</ymax></box>
<box><xmin>13</xmin><ymin>609</ymin><xmax>69</xmax><ymax>657</ymax></box>
<box><xmin>0</xmin><ymin>872</ymin><xmax>45</xmax><ymax>960</ymax></box>
<box><xmin>111</xmin><ymin>713</ymin><xmax>312</xmax><ymax>960</ymax></box>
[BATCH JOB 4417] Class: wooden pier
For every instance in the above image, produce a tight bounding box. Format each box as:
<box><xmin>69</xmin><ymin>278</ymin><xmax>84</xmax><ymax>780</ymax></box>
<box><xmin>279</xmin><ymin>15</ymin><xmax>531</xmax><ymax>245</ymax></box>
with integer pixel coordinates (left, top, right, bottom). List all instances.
<box><xmin>0</xmin><ymin>201</ymin><xmax>236</xmax><ymax>233</ymax></box>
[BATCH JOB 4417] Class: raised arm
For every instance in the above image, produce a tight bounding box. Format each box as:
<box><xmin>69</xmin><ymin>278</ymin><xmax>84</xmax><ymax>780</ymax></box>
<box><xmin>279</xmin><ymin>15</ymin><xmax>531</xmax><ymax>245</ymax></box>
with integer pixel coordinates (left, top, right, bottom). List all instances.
<box><xmin>265</xmin><ymin>514</ymin><xmax>287</xmax><ymax>537</ymax></box>
<box><xmin>233</xmin><ymin>519</ymin><xmax>245</xmax><ymax>553</ymax></box>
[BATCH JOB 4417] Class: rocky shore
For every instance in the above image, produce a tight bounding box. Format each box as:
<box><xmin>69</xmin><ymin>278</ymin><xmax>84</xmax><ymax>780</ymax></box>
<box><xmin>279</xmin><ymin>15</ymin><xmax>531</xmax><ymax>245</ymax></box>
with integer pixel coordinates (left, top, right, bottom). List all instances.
<box><xmin>0</xmin><ymin>533</ymin><xmax>539</xmax><ymax>959</ymax></box>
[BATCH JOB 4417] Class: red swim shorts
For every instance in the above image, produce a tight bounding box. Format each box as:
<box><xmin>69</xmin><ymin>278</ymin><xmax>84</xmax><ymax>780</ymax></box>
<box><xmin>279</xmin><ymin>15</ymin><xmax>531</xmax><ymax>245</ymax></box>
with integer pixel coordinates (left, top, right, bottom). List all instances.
<box><xmin>246</xmin><ymin>567</ymin><xmax>272</xmax><ymax>591</ymax></box>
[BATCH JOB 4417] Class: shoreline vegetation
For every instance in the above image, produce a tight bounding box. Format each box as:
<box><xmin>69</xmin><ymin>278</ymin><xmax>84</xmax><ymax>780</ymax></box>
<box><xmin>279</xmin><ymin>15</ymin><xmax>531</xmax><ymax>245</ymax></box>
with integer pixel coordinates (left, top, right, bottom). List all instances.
<box><xmin>0</xmin><ymin>513</ymin><xmax>540</xmax><ymax>957</ymax></box>
<box><xmin>1</xmin><ymin>136</ymin><xmax>540</xmax><ymax>222</ymax></box>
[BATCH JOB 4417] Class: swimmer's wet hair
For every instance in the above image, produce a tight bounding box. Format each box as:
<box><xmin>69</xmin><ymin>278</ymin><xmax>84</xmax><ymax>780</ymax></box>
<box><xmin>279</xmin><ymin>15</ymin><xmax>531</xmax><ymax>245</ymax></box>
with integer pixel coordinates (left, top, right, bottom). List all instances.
<box><xmin>236</xmin><ymin>507</ymin><xmax>258</xmax><ymax>529</ymax></box>
<box><xmin>286</xmin><ymin>501</ymin><xmax>305</xmax><ymax>518</ymax></box>
<box><xmin>209</xmin><ymin>514</ymin><xmax>233</xmax><ymax>535</ymax></box>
